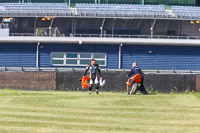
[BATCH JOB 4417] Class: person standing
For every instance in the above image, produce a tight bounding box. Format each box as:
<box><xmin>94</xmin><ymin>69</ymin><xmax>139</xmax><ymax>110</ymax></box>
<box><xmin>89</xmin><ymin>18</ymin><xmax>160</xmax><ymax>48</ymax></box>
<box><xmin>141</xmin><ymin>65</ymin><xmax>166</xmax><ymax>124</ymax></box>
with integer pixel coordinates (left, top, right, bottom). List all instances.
<box><xmin>84</xmin><ymin>59</ymin><xmax>103</xmax><ymax>95</ymax></box>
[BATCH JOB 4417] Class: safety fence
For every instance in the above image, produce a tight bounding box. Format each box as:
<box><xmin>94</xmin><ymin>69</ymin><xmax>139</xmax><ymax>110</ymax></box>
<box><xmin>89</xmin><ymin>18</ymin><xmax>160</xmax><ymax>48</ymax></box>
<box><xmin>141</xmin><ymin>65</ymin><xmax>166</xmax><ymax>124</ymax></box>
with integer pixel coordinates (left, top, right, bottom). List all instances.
<box><xmin>0</xmin><ymin>67</ymin><xmax>200</xmax><ymax>74</ymax></box>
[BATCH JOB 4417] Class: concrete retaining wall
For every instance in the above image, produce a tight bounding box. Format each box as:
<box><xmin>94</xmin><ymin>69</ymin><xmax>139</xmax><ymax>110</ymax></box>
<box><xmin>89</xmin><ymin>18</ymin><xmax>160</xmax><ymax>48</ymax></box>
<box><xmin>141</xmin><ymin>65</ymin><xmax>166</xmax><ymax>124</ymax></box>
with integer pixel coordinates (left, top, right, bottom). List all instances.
<box><xmin>0</xmin><ymin>71</ymin><xmax>199</xmax><ymax>93</ymax></box>
<box><xmin>0</xmin><ymin>72</ymin><xmax>56</xmax><ymax>90</ymax></box>
<box><xmin>56</xmin><ymin>72</ymin><xmax>198</xmax><ymax>93</ymax></box>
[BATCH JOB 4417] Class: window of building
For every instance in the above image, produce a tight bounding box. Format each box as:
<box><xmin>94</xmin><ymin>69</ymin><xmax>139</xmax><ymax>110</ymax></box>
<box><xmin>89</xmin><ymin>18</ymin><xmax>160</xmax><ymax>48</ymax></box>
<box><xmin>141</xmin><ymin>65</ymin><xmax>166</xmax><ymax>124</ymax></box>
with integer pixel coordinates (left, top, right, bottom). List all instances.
<box><xmin>52</xmin><ymin>52</ymin><xmax>106</xmax><ymax>66</ymax></box>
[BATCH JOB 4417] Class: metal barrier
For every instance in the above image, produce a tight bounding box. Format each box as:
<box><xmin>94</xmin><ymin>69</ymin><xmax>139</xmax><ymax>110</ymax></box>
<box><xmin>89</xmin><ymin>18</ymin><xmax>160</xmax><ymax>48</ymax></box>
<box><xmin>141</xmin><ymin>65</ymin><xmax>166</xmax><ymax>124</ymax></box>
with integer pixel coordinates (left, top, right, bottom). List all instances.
<box><xmin>9</xmin><ymin>27</ymin><xmax>63</xmax><ymax>37</ymax></box>
<box><xmin>9</xmin><ymin>33</ymin><xmax>35</xmax><ymax>36</ymax></box>
<box><xmin>0</xmin><ymin>67</ymin><xmax>200</xmax><ymax>74</ymax></box>
<box><xmin>8</xmin><ymin>33</ymin><xmax>200</xmax><ymax>40</ymax></box>
<box><xmin>72</xmin><ymin>34</ymin><xmax>200</xmax><ymax>40</ymax></box>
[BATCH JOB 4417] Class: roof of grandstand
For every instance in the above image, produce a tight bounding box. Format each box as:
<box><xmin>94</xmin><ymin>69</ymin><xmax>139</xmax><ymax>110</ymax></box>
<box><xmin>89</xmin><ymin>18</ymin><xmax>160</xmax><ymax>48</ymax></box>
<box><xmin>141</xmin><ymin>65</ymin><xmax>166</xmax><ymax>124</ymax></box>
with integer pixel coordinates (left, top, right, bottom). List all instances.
<box><xmin>1</xmin><ymin>36</ymin><xmax>200</xmax><ymax>46</ymax></box>
<box><xmin>0</xmin><ymin>3</ymin><xmax>200</xmax><ymax>20</ymax></box>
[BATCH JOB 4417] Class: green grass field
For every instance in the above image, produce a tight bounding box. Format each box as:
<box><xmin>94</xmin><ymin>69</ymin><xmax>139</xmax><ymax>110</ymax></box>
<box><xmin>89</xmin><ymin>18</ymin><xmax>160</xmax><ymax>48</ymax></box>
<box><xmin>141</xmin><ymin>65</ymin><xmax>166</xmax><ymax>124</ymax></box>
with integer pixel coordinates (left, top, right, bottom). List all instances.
<box><xmin>0</xmin><ymin>90</ymin><xmax>200</xmax><ymax>133</ymax></box>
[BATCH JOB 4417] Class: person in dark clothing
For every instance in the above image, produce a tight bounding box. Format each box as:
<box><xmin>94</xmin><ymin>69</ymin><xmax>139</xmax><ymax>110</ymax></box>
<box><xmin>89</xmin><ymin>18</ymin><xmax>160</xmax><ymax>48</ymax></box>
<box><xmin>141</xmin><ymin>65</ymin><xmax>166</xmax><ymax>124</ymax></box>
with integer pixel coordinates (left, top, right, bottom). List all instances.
<box><xmin>127</xmin><ymin>62</ymin><xmax>148</xmax><ymax>95</ymax></box>
<box><xmin>84</xmin><ymin>59</ymin><xmax>102</xmax><ymax>95</ymax></box>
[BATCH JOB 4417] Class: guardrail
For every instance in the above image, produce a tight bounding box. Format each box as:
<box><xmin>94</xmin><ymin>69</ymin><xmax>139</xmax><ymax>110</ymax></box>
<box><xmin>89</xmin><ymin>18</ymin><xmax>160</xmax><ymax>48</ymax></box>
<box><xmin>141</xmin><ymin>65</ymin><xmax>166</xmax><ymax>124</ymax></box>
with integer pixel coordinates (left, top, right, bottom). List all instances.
<box><xmin>72</xmin><ymin>34</ymin><xmax>200</xmax><ymax>40</ymax></box>
<box><xmin>9</xmin><ymin>33</ymin><xmax>35</xmax><ymax>36</ymax></box>
<box><xmin>8</xmin><ymin>32</ymin><xmax>200</xmax><ymax>40</ymax></box>
<box><xmin>9</xmin><ymin>27</ymin><xmax>63</xmax><ymax>37</ymax></box>
<box><xmin>0</xmin><ymin>67</ymin><xmax>200</xmax><ymax>74</ymax></box>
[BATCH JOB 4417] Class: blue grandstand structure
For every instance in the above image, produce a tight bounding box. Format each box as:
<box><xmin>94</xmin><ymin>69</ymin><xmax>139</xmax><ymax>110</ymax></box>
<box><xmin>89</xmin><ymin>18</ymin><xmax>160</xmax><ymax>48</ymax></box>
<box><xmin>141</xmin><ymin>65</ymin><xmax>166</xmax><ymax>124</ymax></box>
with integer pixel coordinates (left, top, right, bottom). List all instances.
<box><xmin>0</xmin><ymin>3</ymin><xmax>70</xmax><ymax>16</ymax></box>
<box><xmin>75</xmin><ymin>3</ymin><xmax>168</xmax><ymax>17</ymax></box>
<box><xmin>0</xmin><ymin>2</ymin><xmax>200</xmax><ymax>71</ymax></box>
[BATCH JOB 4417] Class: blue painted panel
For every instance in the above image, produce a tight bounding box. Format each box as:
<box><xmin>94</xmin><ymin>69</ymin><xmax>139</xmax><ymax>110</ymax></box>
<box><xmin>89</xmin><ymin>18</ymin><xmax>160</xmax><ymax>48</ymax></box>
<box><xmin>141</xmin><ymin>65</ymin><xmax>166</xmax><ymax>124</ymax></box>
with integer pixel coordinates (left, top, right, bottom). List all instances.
<box><xmin>0</xmin><ymin>43</ymin><xmax>36</xmax><ymax>67</ymax></box>
<box><xmin>39</xmin><ymin>44</ymin><xmax>119</xmax><ymax>69</ymax></box>
<box><xmin>1</xmin><ymin>43</ymin><xmax>199</xmax><ymax>70</ymax></box>
<box><xmin>122</xmin><ymin>45</ymin><xmax>200</xmax><ymax>70</ymax></box>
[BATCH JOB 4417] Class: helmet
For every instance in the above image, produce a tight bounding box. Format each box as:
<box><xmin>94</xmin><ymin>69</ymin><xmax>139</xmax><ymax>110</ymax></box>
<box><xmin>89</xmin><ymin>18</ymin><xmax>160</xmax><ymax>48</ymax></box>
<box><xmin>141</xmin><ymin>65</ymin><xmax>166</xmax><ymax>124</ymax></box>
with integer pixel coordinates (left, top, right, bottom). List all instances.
<box><xmin>100</xmin><ymin>79</ymin><xmax>106</xmax><ymax>87</ymax></box>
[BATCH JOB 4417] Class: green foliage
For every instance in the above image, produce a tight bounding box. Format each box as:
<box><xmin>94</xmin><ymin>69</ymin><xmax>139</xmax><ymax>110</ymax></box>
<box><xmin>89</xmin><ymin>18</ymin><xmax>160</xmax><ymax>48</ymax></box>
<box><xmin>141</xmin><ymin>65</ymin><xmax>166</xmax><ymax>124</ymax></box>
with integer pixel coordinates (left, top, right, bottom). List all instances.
<box><xmin>36</xmin><ymin>29</ymin><xmax>47</xmax><ymax>36</ymax></box>
<box><xmin>147</xmin><ymin>86</ymin><xmax>158</xmax><ymax>94</ymax></box>
<box><xmin>184</xmin><ymin>86</ymin><xmax>190</xmax><ymax>94</ymax></box>
<box><xmin>0</xmin><ymin>88</ymin><xmax>13</xmax><ymax>90</ymax></box>
<box><xmin>194</xmin><ymin>92</ymin><xmax>200</xmax><ymax>98</ymax></box>
<box><xmin>56</xmin><ymin>83</ymin><xmax>65</xmax><ymax>91</ymax></box>
<box><xmin>170</xmin><ymin>86</ymin><xmax>196</xmax><ymax>95</ymax></box>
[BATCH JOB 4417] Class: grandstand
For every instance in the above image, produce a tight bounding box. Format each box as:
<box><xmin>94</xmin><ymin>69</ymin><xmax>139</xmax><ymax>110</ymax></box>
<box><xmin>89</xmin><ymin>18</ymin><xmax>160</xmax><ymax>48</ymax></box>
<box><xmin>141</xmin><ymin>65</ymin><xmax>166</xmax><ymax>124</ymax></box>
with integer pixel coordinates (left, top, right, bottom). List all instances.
<box><xmin>0</xmin><ymin>3</ymin><xmax>70</xmax><ymax>16</ymax></box>
<box><xmin>0</xmin><ymin>0</ymin><xmax>197</xmax><ymax>6</ymax></box>
<box><xmin>1</xmin><ymin>2</ymin><xmax>200</xmax><ymax>37</ymax></box>
<box><xmin>0</xmin><ymin>0</ymin><xmax>200</xmax><ymax>70</ymax></box>
<box><xmin>0</xmin><ymin>2</ymin><xmax>199</xmax><ymax>18</ymax></box>
<box><xmin>172</xmin><ymin>6</ymin><xmax>200</xmax><ymax>18</ymax></box>
<box><xmin>75</xmin><ymin>4</ymin><xmax>168</xmax><ymax>17</ymax></box>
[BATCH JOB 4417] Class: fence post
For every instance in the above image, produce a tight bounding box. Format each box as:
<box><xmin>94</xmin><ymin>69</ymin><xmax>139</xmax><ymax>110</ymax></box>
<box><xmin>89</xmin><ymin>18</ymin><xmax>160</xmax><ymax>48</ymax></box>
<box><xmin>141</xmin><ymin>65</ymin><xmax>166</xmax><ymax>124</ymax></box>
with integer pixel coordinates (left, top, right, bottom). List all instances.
<box><xmin>189</xmin><ymin>69</ymin><xmax>191</xmax><ymax>73</ymax></box>
<box><xmin>156</xmin><ymin>69</ymin><xmax>158</xmax><ymax>73</ymax></box>
<box><xmin>172</xmin><ymin>69</ymin><xmax>175</xmax><ymax>73</ymax></box>
<box><xmin>105</xmin><ymin>68</ymin><xmax>107</xmax><ymax>72</ymax></box>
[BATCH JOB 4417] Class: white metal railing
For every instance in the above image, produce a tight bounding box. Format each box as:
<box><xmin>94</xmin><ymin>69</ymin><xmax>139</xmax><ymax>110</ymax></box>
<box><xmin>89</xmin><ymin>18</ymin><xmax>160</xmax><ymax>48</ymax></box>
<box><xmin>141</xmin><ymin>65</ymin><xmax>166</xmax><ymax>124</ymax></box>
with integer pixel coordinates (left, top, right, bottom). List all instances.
<box><xmin>9</xmin><ymin>27</ymin><xmax>63</xmax><ymax>37</ymax></box>
<box><xmin>0</xmin><ymin>67</ymin><xmax>200</xmax><ymax>74</ymax></box>
<box><xmin>9</xmin><ymin>33</ymin><xmax>35</xmax><ymax>36</ymax></box>
<box><xmin>72</xmin><ymin>34</ymin><xmax>200</xmax><ymax>40</ymax></box>
<box><xmin>8</xmin><ymin>33</ymin><xmax>200</xmax><ymax>40</ymax></box>
<box><xmin>7</xmin><ymin>32</ymin><xmax>200</xmax><ymax>40</ymax></box>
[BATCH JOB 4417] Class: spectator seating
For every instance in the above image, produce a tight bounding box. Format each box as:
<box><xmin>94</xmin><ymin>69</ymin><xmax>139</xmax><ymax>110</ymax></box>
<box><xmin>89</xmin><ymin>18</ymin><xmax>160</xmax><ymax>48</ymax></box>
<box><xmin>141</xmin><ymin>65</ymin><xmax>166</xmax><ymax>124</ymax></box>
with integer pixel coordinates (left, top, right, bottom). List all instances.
<box><xmin>75</xmin><ymin>3</ymin><xmax>168</xmax><ymax>17</ymax></box>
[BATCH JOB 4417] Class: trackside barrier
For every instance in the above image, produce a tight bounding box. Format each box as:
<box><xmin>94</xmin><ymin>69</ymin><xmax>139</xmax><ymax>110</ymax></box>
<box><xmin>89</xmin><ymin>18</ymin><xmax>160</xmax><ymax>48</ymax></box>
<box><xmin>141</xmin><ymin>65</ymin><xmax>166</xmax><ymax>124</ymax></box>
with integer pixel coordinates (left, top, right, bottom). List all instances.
<box><xmin>0</xmin><ymin>67</ymin><xmax>199</xmax><ymax>92</ymax></box>
<box><xmin>0</xmin><ymin>67</ymin><xmax>200</xmax><ymax>74</ymax></box>
<box><xmin>73</xmin><ymin>34</ymin><xmax>200</xmax><ymax>40</ymax></box>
